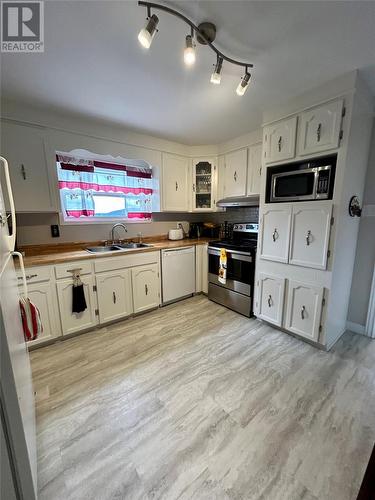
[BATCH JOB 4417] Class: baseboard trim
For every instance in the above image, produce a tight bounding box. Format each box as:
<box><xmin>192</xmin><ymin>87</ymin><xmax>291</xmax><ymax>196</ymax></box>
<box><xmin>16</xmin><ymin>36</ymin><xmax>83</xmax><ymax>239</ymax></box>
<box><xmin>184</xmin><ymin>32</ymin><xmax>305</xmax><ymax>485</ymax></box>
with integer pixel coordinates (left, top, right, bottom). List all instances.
<box><xmin>346</xmin><ymin>321</ymin><xmax>366</xmax><ymax>335</ymax></box>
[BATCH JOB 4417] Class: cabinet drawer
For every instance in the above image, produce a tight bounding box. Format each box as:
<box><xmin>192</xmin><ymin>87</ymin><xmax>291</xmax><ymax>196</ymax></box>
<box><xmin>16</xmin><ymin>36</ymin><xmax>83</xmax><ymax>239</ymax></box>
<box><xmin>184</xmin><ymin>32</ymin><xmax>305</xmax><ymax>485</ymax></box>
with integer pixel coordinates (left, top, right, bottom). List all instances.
<box><xmin>17</xmin><ymin>265</ymin><xmax>53</xmax><ymax>284</ymax></box>
<box><xmin>55</xmin><ymin>260</ymin><xmax>93</xmax><ymax>279</ymax></box>
<box><xmin>94</xmin><ymin>251</ymin><xmax>159</xmax><ymax>273</ymax></box>
<box><xmin>285</xmin><ymin>281</ymin><xmax>324</xmax><ymax>341</ymax></box>
<box><xmin>257</xmin><ymin>274</ymin><xmax>285</xmax><ymax>326</ymax></box>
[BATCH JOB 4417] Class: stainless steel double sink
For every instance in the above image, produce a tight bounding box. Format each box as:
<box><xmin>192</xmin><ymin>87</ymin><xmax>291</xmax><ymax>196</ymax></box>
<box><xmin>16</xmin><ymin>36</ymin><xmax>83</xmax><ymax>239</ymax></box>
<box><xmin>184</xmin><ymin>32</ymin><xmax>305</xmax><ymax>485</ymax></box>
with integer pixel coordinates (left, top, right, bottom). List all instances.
<box><xmin>86</xmin><ymin>243</ymin><xmax>153</xmax><ymax>254</ymax></box>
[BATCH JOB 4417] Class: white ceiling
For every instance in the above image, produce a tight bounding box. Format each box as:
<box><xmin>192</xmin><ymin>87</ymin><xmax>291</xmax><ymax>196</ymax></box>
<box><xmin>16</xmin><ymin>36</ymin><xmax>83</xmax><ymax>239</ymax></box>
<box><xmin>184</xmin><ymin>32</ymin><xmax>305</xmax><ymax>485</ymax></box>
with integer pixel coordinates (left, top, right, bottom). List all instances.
<box><xmin>1</xmin><ymin>0</ymin><xmax>375</xmax><ymax>145</ymax></box>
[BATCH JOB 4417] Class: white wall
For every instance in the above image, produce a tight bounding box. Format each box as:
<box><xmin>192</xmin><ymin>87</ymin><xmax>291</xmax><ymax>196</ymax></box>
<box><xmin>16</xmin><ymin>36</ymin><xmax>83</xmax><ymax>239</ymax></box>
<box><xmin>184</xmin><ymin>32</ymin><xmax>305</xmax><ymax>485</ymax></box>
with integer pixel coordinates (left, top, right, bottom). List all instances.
<box><xmin>348</xmin><ymin>124</ymin><xmax>375</xmax><ymax>327</ymax></box>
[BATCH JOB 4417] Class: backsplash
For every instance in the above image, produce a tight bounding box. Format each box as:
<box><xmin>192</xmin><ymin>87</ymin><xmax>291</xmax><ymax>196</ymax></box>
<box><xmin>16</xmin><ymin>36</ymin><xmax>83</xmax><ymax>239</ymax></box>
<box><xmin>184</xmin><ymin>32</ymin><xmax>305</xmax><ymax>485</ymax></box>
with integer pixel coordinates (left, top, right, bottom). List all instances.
<box><xmin>16</xmin><ymin>207</ymin><xmax>259</xmax><ymax>246</ymax></box>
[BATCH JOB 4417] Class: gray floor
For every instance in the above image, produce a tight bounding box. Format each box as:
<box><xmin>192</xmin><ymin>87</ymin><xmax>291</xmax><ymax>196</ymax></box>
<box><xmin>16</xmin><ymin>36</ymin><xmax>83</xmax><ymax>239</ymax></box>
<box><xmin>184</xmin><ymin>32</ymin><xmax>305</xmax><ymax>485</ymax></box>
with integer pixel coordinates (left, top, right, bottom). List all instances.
<box><xmin>31</xmin><ymin>295</ymin><xmax>375</xmax><ymax>500</ymax></box>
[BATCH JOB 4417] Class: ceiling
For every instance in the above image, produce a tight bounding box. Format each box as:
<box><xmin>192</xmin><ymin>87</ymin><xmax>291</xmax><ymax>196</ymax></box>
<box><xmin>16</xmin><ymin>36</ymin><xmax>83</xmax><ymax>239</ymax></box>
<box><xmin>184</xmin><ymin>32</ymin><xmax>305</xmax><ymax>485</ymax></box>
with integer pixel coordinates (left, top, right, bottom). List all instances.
<box><xmin>1</xmin><ymin>1</ymin><xmax>375</xmax><ymax>145</ymax></box>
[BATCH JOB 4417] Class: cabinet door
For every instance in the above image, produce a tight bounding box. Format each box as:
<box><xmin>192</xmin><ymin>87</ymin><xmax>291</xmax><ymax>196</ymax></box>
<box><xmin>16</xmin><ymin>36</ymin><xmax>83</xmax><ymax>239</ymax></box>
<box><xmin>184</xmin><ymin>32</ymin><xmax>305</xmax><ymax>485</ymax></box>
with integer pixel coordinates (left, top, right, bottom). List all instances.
<box><xmin>24</xmin><ymin>281</ymin><xmax>61</xmax><ymax>346</ymax></box>
<box><xmin>192</xmin><ymin>158</ymin><xmax>216</xmax><ymax>212</ymax></box>
<box><xmin>0</xmin><ymin>122</ymin><xmax>54</xmax><ymax>212</ymax></box>
<box><xmin>56</xmin><ymin>275</ymin><xmax>97</xmax><ymax>335</ymax></box>
<box><xmin>257</xmin><ymin>274</ymin><xmax>285</xmax><ymax>326</ymax></box>
<box><xmin>260</xmin><ymin>205</ymin><xmax>292</xmax><ymax>263</ymax></box>
<box><xmin>96</xmin><ymin>270</ymin><xmax>133</xmax><ymax>324</ymax></box>
<box><xmin>264</xmin><ymin>116</ymin><xmax>297</xmax><ymax>164</ymax></box>
<box><xmin>289</xmin><ymin>202</ymin><xmax>332</xmax><ymax>270</ymax></box>
<box><xmin>195</xmin><ymin>244</ymin><xmax>208</xmax><ymax>294</ymax></box>
<box><xmin>162</xmin><ymin>153</ymin><xmax>189</xmax><ymax>211</ymax></box>
<box><xmin>247</xmin><ymin>143</ymin><xmax>262</xmax><ymax>195</ymax></box>
<box><xmin>298</xmin><ymin>100</ymin><xmax>343</xmax><ymax>156</ymax></box>
<box><xmin>215</xmin><ymin>156</ymin><xmax>225</xmax><ymax>211</ymax></box>
<box><xmin>285</xmin><ymin>281</ymin><xmax>324</xmax><ymax>341</ymax></box>
<box><xmin>131</xmin><ymin>264</ymin><xmax>159</xmax><ymax>314</ymax></box>
<box><xmin>224</xmin><ymin>149</ymin><xmax>247</xmax><ymax>197</ymax></box>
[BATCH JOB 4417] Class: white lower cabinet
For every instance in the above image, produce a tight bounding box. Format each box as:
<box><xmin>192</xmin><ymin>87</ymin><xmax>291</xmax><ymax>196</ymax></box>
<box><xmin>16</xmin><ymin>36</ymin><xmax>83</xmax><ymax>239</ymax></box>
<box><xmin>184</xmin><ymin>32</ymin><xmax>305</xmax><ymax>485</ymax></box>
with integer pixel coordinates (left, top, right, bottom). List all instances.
<box><xmin>131</xmin><ymin>264</ymin><xmax>159</xmax><ymax>314</ymax></box>
<box><xmin>96</xmin><ymin>270</ymin><xmax>133</xmax><ymax>324</ymax></box>
<box><xmin>285</xmin><ymin>280</ymin><xmax>324</xmax><ymax>341</ymax></box>
<box><xmin>24</xmin><ymin>281</ymin><xmax>61</xmax><ymax>346</ymax></box>
<box><xmin>56</xmin><ymin>275</ymin><xmax>97</xmax><ymax>336</ymax></box>
<box><xmin>257</xmin><ymin>274</ymin><xmax>285</xmax><ymax>326</ymax></box>
<box><xmin>195</xmin><ymin>243</ymin><xmax>208</xmax><ymax>294</ymax></box>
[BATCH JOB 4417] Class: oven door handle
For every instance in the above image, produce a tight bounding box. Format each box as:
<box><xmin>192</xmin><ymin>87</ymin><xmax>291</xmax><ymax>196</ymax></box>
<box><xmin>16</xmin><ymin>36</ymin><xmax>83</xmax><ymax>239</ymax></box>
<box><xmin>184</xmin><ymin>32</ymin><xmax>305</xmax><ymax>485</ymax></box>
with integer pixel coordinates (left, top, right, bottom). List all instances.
<box><xmin>208</xmin><ymin>247</ymin><xmax>253</xmax><ymax>261</ymax></box>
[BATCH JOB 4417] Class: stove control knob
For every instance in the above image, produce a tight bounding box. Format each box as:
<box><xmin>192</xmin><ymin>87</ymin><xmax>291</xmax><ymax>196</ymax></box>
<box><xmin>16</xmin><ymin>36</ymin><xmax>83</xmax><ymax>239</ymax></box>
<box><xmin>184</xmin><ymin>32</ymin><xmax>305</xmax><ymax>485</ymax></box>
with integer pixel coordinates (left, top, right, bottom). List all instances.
<box><xmin>239</xmin><ymin>225</ymin><xmax>243</xmax><ymax>229</ymax></box>
<box><xmin>234</xmin><ymin>225</ymin><xmax>238</xmax><ymax>229</ymax></box>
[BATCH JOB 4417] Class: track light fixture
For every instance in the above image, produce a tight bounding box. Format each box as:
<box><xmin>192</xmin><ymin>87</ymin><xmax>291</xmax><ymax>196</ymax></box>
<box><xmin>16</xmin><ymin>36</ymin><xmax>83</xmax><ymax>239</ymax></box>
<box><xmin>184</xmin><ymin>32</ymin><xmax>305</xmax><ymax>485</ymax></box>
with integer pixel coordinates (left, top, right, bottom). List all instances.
<box><xmin>236</xmin><ymin>71</ymin><xmax>251</xmax><ymax>96</ymax></box>
<box><xmin>138</xmin><ymin>13</ymin><xmax>159</xmax><ymax>49</ymax></box>
<box><xmin>210</xmin><ymin>56</ymin><xmax>223</xmax><ymax>85</ymax></box>
<box><xmin>184</xmin><ymin>33</ymin><xmax>196</xmax><ymax>66</ymax></box>
<box><xmin>137</xmin><ymin>1</ymin><xmax>254</xmax><ymax>95</ymax></box>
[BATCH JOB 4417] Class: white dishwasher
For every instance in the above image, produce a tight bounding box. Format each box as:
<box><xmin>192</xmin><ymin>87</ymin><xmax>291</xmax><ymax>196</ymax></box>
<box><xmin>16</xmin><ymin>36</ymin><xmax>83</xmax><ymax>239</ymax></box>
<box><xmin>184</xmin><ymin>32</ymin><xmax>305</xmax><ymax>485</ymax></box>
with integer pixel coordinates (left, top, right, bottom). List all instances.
<box><xmin>161</xmin><ymin>246</ymin><xmax>195</xmax><ymax>304</ymax></box>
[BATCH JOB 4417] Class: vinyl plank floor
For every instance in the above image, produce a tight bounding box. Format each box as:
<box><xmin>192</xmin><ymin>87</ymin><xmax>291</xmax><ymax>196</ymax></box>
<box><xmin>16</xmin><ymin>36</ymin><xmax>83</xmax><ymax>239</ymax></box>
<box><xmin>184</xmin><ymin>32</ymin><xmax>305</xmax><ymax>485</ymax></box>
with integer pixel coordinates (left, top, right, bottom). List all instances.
<box><xmin>30</xmin><ymin>295</ymin><xmax>375</xmax><ymax>500</ymax></box>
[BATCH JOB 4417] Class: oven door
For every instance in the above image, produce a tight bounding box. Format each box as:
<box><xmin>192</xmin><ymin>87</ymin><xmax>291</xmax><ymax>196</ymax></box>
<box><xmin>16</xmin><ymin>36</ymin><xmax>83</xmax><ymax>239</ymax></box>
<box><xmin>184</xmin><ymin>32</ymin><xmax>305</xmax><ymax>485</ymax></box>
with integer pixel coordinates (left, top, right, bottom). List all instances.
<box><xmin>208</xmin><ymin>247</ymin><xmax>253</xmax><ymax>296</ymax></box>
<box><xmin>271</xmin><ymin>168</ymin><xmax>318</xmax><ymax>202</ymax></box>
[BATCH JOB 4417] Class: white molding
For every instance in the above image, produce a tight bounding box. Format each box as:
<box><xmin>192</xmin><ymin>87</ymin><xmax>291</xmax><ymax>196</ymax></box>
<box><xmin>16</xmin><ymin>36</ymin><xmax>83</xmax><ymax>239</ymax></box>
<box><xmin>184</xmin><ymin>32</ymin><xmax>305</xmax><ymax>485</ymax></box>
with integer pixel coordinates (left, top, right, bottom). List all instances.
<box><xmin>346</xmin><ymin>321</ymin><xmax>366</xmax><ymax>335</ymax></box>
<box><xmin>365</xmin><ymin>264</ymin><xmax>375</xmax><ymax>338</ymax></box>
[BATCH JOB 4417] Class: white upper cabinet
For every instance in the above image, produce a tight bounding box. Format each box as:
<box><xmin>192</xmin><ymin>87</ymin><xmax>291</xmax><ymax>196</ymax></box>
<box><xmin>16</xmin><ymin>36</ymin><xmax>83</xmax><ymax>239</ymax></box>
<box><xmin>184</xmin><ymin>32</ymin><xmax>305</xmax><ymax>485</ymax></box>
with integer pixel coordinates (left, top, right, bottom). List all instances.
<box><xmin>260</xmin><ymin>204</ymin><xmax>292</xmax><ymax>263</ymax></box>
<box><xmin>297</xmin><ymin>100</ymin><xmax>343</xmax><ymax>156</ymax></box>
<box><xmin>192</xmin><ymin>158</ymin><xmax>217</xmax><ymax>212</ymax></box>
<box><xmin>96</xmin><ymin>270</ymin><xmax>133</xmax><ymax>324</ymax></box>
<box><xmin>0</xmin><ymin>121</ymin><xmax>55</xmax><ymax>212</ymax></box>
<box><xmin>263</xmin><ymin>116</ymin><xmax>297</xmax><ymax>164</ymax></box>
<box><xmin>257</xmin><ymin>274</ymin><xmax>285</xmax><ymax>327</ymax></box>
<box><xmin>247</xmin><ymin>143</ymin><xmax>262</xmax><ymax>195</ymax></box>
<box><xmin>224</xmin><ymin>148</ymin><xmax>247</xmax><ymax>197</ymax></box>
<box><xmin>131</xmin><ymin>264</ymin><xmax>159</xmax><ymax>314</ymax></box>
<box><xmin>285</xmin><ymin>281</ymin><xmax>324</xmax><ymax>341</ymax></box>
<box><xmin>289</xmin><ymin>202</ymin><xmax>332</xmax><ymax>270</ymax></box>
<box><xmin>162</xmin><ymin>153</ymin><xmax>189</xmax><ymax>212</ymax></box>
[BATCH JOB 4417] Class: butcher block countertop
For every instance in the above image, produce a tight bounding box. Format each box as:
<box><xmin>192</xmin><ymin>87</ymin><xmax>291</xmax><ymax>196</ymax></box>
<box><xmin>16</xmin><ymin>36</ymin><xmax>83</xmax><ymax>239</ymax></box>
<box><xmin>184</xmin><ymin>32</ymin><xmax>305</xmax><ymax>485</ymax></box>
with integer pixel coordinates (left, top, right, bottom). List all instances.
<box><xmin>18</xmin><ymin>236</ymin><xmax>213</xmax><ymax>267</ymax></box>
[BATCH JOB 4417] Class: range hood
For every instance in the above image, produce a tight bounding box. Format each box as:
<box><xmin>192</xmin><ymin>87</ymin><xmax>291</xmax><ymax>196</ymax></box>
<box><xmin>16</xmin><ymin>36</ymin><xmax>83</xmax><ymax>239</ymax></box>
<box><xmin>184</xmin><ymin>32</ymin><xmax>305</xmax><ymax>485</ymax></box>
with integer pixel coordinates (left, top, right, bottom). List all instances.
<box><xmin>216</xmin><ymin>195</ymin><xmax>260</xmax><ymax>208</ymax></box>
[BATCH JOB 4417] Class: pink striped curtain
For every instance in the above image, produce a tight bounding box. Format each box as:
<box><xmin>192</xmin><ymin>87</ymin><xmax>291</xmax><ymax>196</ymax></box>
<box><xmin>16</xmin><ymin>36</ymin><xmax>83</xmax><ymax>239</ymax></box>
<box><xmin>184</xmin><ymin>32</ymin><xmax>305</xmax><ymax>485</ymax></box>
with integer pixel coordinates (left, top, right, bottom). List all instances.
<box><xmin>56</xmin><ymin>154</ymin><xmax>153</xmax><ymax>220</ymax></box>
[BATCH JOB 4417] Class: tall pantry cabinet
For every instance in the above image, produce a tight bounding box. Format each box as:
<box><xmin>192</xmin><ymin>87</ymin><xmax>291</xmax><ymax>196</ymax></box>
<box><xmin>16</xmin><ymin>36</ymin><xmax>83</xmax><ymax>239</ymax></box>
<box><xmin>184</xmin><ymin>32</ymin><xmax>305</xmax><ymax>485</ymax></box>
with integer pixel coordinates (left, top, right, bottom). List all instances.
<box><xmin>255</xmin><ymin>74</ymin><xmax>374</xmax><ymax>349</ymax></box>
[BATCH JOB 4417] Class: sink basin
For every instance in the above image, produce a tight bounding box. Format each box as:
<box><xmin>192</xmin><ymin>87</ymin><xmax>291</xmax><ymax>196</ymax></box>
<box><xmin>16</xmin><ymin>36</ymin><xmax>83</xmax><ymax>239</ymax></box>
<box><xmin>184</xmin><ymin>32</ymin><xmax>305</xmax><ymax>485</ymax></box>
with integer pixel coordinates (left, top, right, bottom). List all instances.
<box><xmin>85</xmin><ymin>245</ymin><xmax>122</xmax><ymax>253</ymax></box>
<box><xmin>86</xmin><ymin>243</ymin><xmax>153</xmax><ymax>253</ymax></box>
<box><xmin>115</xmin><ymin>243</ymin><xmax>153</xmax><ymax>249</ymax></box>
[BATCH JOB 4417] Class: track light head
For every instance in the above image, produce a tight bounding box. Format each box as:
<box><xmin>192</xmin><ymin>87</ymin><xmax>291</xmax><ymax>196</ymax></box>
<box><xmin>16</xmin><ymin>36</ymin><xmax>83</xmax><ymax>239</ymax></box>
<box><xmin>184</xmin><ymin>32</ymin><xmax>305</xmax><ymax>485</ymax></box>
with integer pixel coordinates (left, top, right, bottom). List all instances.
<box><xmin>236</xmin><ymin>71</ymin><xmax>251</xmax><ymax>96</ymax></box>
<box><xmin>138</xmin><ymin>14</ymin><xmax>159</xmax><ymax>49</ymax></box>
<box><xmin>184</xmin><ymin>34</ymin><xmax>196</xmax><ymax>66</ymax></box>
<box><xmin>210</xmin><ymin>56</ymin><xmax>223</xmax><ymax>85</ymax></box>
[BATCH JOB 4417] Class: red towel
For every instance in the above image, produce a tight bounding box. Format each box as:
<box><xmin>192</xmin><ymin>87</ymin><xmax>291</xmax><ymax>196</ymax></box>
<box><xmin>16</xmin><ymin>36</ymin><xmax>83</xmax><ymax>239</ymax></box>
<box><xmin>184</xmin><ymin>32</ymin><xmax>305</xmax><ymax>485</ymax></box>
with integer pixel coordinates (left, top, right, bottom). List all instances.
<box><xmin>19</xmin><ymin>297</ymin><xmax>43</xmax><ymax>341</ymax></box>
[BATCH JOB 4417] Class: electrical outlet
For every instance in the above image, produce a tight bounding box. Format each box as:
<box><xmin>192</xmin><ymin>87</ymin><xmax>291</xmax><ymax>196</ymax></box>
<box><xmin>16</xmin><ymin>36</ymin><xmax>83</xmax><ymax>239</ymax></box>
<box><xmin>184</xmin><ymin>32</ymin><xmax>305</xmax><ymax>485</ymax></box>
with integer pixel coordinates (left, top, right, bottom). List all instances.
<box><xmin>51</xmin><ymin>224</ymin><xmax>60</xmax><ymax>237</ymax></box>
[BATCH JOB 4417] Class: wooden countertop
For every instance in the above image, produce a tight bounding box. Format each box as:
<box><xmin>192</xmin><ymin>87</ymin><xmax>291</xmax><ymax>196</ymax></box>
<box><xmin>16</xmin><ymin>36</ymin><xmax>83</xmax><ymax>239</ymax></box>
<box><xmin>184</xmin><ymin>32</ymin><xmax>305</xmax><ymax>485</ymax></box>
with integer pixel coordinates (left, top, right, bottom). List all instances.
<box><xmin>19</xmin><ymin>237</ymin><xmax>213</xmax><ymax>267</ymax></box>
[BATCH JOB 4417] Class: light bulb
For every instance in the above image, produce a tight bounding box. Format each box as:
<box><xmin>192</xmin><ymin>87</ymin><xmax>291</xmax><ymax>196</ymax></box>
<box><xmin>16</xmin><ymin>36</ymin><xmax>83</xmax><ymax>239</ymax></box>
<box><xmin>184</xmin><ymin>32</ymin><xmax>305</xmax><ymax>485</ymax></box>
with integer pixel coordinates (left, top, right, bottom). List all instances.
<box><xmin>236</xmin><ymin>72</ymin><xmax>251</xmax><ymax>96</ymax></box>
<box><xmin>184</xmin><ymin>35</ymin><xmax>195</xmax><ymax>66</ymax></box>
<box><xmin>210</xmin><ymin>56</ymin><xmax>223</xmax><ymax>85</ymax></box>
<box><xmin>138</xmin><ymin>14</ymin><xmax>159</xmax><ymax>49</ymax></box>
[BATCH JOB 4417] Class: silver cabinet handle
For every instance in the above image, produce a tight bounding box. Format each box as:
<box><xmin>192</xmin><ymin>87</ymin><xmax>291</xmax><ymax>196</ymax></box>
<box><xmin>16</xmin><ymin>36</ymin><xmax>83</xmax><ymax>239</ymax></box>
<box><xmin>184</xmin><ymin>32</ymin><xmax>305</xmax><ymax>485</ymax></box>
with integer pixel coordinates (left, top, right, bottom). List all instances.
<box><xmin>259</xmin><ymin>166</ymin><xmax>262</xmax><ymax>177</ymax></box>
<box><xmin>18</xmin><ymin>274</ymin><xmax>37</xmax><ymax>281</ymax></box>
<box><xmin>278</xmin><ymin>136</ymin><xmax>282</xmax><ymax>152</ymax></box>
<box><xmin>267</xmin><ymin>294</ymin><xmax>272</xmax><ymax>307</ymax></box>
<box><xmin>21</xmin><ymin>164</ymin><xmax>26</xmax><ymax>180</ymax></box>
<box><xmin>234</xmin><ymin>171</ymin><xmax>237</xmax><ymax>182</ymax></box>
<box><xmin>175</xmin><ymin>181</ymin><xmax>178</xmax><ymax>191</ymax></box>
<box><xmin>306</xmin><ymin>230</ymin><xmax>311</xmax><ymax>246</ymax></box>
<box><xmin>113</xmin><ymin>291</ymin><xmax>116</xmax><ymax>304</ymax></box>
<box><xmin>317</xmin><ymin>123</ymin><xmax>322</xmax><ymax>142</ymax></box>
<box><xmin>301</xmin><ymin>305</ymin><xmax>306</xmax><ymax>320</ymax></box>
<box><xmin>272</xmin><ymin>228</ymin><xmax>278</xmax><ymax>242</ymax></box>
<box><xmin>145</xmin><ymin>284</ymin><xmax>148</xmax><ymax>295</ymax></box>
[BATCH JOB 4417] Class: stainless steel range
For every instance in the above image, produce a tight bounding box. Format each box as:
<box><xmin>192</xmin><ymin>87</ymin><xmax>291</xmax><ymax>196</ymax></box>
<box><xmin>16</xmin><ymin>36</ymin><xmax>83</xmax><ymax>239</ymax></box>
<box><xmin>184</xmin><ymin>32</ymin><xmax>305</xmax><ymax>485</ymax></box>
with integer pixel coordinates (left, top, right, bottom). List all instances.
<box><xmin>208</xmin><ymin>223</ymin><xmax>258</xmax><ymax>317</ymax></box>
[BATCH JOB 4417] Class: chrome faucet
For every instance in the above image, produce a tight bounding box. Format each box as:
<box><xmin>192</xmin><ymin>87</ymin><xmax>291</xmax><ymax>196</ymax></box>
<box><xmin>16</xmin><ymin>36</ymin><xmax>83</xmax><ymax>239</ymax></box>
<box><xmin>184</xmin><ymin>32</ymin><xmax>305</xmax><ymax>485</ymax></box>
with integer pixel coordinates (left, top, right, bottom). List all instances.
<box><xmin>110</xmin><ymin>223</ymin><xmax>128</xmax><ymax>244</ymax></box>
<box><xmin>138</xmin><ymin>232</ymin><xmax>143</xmax><ymax>244</ymax></box>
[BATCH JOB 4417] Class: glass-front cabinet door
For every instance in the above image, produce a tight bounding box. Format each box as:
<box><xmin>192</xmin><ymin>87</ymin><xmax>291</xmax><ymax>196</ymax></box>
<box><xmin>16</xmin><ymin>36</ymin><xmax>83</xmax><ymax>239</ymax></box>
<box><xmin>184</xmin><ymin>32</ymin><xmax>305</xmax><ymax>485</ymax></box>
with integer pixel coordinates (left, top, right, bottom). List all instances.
<box><xmin>192</xmin><ymin>158</ymin><xmax>217</xmax><ymax>212</ymax></box>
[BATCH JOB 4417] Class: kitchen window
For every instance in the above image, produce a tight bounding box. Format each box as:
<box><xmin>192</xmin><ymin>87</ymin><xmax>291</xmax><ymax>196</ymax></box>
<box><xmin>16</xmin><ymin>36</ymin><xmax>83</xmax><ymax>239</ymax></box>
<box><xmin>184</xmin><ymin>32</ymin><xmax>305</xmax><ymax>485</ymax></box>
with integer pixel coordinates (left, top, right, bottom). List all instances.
<box><xmin>56</xmin><ymin>153</ymin><xmax>153</xmax><ymax>222</ymax></box>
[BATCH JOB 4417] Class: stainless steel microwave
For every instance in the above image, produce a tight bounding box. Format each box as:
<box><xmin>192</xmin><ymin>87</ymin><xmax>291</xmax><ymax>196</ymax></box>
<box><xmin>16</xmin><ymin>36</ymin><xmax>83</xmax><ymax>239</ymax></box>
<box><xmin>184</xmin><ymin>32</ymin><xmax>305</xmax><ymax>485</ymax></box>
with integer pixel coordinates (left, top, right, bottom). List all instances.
<box><xmin>269</xmin><ymin>163</ymin><xmax>334</xmax><ymax>202</ymax></box>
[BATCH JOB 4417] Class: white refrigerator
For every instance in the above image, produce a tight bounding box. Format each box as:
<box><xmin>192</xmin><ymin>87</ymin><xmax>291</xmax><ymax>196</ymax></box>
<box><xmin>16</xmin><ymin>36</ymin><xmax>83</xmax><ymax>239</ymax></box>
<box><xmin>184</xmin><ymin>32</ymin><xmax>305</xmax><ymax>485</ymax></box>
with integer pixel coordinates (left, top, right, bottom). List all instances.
<box><xmin>0</xmin><ymin>156</ymin><xmax>37</xmax><ymax>500</ymax></box>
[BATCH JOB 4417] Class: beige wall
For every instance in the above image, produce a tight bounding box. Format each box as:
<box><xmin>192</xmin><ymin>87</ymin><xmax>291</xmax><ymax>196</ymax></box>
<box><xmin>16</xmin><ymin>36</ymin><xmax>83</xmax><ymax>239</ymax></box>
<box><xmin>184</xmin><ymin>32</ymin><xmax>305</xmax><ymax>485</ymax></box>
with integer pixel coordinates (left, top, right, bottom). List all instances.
<box><xmin>348</xmin><ymin>123</ymin><xmax>375</xmax><ymax>327</ymax></box>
